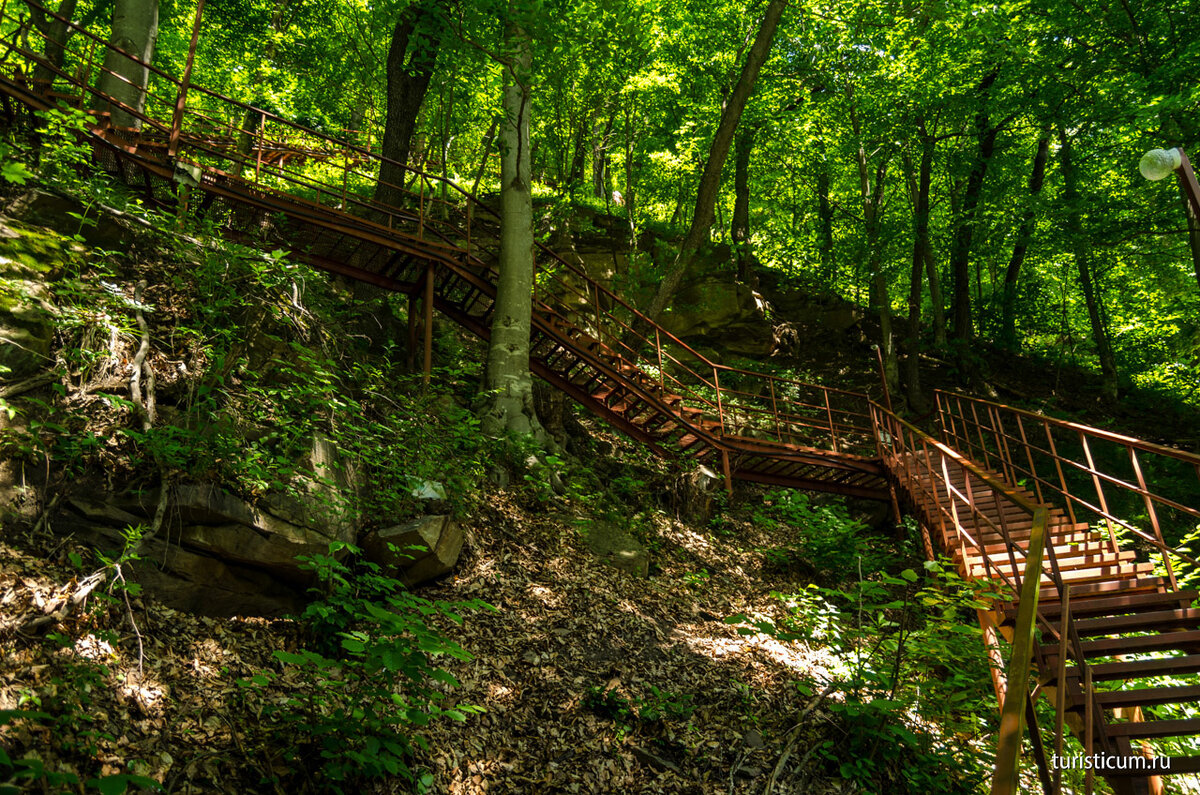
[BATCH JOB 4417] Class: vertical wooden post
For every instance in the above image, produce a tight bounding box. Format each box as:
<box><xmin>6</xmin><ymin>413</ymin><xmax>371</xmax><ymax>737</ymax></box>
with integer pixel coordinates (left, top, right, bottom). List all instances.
<box><xmin>655</xmin><ymin>329</ymin><xmax>664</xmax><ymax>390</ymax></box>
<box><xmin>769</xmin><ymin>379</ymin><xmax>782</xmax><ymax>442</ymax></box>
<box><xmin>1079</xmin><ymin>432</ymin><xmax>1118</xmax><ymax>549</ymax></box>
<box><xmin>1016</xmin><ymin>415</ymin><xmax>1046</xmax><ymax>504</ymax></box>
<box><xmin>1054</xmin><ymin>589</ymin><xmax>1070</xmax><ymax>794</ymax></box>
<box><xmin>168</xmin><ymin>0</ymin><xmax>205</xmax><ymax>159</ymax></box>
<box><xmin>873</xmin><ymin>345</ymin><xmax>893</xmax><ymax>412</ymax></box>
<box><xmin>720</xmin><ymin>449</ymin><xmax>733</xmax><ymax>496</ymax></box>
<box><xmin>254</xmin><ymin>112</ymin><xmax>264</xmax><ymax>183</ymax></box>
<box><xmin>824</xmin><ymin>388</ymin><xmax>838</xmax><ymax>453</ymax></box>
<box><xmin>990</xmin><ymin>506</ymin><xmax>1048</xmax><ymax>795</ymax></box>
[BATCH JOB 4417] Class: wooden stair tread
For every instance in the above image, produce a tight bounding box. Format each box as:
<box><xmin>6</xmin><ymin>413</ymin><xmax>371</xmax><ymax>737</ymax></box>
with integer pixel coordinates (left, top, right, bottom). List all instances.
<box><xmin>1093</xmin><ymin>684</ymin><xmax>1200</xmax><ymax>709</ymax></box>
<box><xmin>1105</xmin><ymin>717</ymin><xmax>1200</xmax><ymax>739</ymax></box>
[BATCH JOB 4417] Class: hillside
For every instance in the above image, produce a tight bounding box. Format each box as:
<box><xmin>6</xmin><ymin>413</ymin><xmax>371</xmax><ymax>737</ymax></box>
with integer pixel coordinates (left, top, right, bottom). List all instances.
<box><xmin>0</xmin><ymin>190</ymin><xmax>1013</xmax><ymax>794</ymax></box>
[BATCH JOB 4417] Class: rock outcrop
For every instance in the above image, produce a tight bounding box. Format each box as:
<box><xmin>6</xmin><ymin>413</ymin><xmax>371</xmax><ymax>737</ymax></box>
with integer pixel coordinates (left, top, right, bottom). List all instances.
<box><xmin>361</xmin><ymin>514</ymin><xmax>464</xmax><ymax>587</ymax></box>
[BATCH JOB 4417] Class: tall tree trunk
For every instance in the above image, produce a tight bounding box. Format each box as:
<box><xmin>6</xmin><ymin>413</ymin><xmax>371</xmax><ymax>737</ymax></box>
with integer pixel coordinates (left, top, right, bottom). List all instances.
<box><xmin>480</xmin><ymin>20</ymin><xmax>545</xmax><ymax>440</ymax></box>
<box><xmin>902</xmin><ymin>128</ymin><xmax>934</xmax><ymax>411</ymax></box>
<box><xmin>731</xmin><ymin>125</ymin><xmax>757</xmax><ymax>283</ymax></box>
<box><xmin>1059</xmin><ymin>130</ymin><xmax>1119</xmax><ymax>402</ymax></box>
<box><xmin>30</xmin><ymin>0</ymin><xmax>80</xmax><ymax>91</ymax></box>
<box><xmin>852</xmin><ymin>111</ymin><xmax>897</xmax><ymax>398</ymax></box>
<box><xmin>815</xmin><ymin>142</ymin><xmax>836</xmax><ymax>282</ymax></box>
<box><xmin>375</xmin><ymin>0</ymin><xmax>441</xmax><ymax>210</ymax></box>
<box><xmin>566</xmin><ymin>105</ymin><xmax>591</xmax><ymax>193</ymax></box>
<box><xmin>592</xmin><ymin>110</ymin><xmax>614</xmax><ymax>199</ymax></box>
<box><xmin>950</xmin><ymin>66</ymin><xmax>1001</xmax><ymax>346</ymax></box>
<box><xmin>1000</xmin><ymin>128</ymin><xmax>1051</xmax><ymax>348</ymax></box>
<box><xmin>95</xmin><ymin>0</ymin><xmax>158</xmax><ymax>129</ymax></box>
<box><xmin>644</xmin><ymin>0</ymin><xmax>785</xmax><ymax>322</ymax></box>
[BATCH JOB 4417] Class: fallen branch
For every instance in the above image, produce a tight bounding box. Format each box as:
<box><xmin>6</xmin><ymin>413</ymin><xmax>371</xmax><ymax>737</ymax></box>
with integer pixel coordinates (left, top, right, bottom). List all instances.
<box><xmin>0</xmin><ymin>372</ymin><xmax>56</xmax><ymax>399</ymax></box>
<box><xmin>762</xmin><ymin>681</ymin><xmax>837</xmax><ymax>795</ymax></box>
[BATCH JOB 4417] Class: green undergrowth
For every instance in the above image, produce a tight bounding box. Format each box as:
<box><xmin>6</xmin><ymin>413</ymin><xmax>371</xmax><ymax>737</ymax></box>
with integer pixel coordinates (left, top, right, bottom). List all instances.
<box><xmin>731</xmin><ymin>513</ymin><xmax>1008</xmax><ymax>794</ymax></box>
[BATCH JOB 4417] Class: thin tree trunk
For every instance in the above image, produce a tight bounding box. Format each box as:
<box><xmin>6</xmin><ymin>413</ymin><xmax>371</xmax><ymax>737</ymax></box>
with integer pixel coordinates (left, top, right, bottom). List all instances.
<box><xmin>902</xmin><ymin>128</ymin><xmax>934</xmax><ymax>411</ymax></box>
<box><xmin>95</xmin><ymin>0</ymin><xmax>158</xmax><ymax>129</ymax></box>
<box><xmin>950</xmin><ymin>66</ymin><xmax>1001</xmax><ymax>346</ymax></box>
<box><xmin>470</xmin><ymin>117</ymin><xmax>498</xmax><ymax>197</ymax></box>
<box><xmin>1059</xmin><ymin>130</ymin><xmax>1119</xmax><ymax>402</ymax></box>
<box><xmin>30</xmin><ymin>0</ymin><xmax>80</xmax><ymax>91</ymax></box>
<box><xmin>592</xmin><ymin>110</ymin><xmax>614</xmax><ymax>199</ymax></box>
<box><xmin>1001</xmin><ymin>127</ymin><xmax>1051</xmax><ymax>348</ymax></box>
<box><xmin>480</xmin><ymin>20</ymin><xmax>545</xmax><ymax>440</ymax></box>
<box><xmin>853</xmin><ymin>110</ymin><xmax>897</xmax><ymax>398</ymax></box>
<box><xmin>375</xmin><ymin>0</ymin><xmax>441</xmax><ymax>210</ymax></box>
<box><xmin>732</xmin><ymin>125</ymin><xmax>757</xmax><ymax>283</ymax></box>
<box><xmin>644</xmin><ymin>0</ymin><xmax>786</xmax><ymax>322</ymax></box>
<box><xmin>815</xmin><ymin>144</ymin><xmax>836</xmax><ymax>282</ymax></box>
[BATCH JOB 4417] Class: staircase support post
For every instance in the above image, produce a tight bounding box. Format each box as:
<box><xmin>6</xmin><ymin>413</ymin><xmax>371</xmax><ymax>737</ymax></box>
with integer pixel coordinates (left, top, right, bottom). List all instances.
<box><xmin>720</xmin><ymin>449</ymin><xmax>732</xmax><ymax>496</ymax></box>
<box><xmin>991</xmin><ymin>506</ymin><xmax>1049</xmax><ymax>795</ymax></box>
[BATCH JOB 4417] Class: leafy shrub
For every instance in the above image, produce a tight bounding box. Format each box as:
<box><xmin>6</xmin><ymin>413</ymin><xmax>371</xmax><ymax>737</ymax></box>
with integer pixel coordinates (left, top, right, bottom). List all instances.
<box><xmin>237</xmin><ymin>542</ymin><xmax>492</xmax><ymax>792</ymax></box>
<box><xmin>730</xmin><ymin>558</ymin><xmax>1005</xmax><ymax>793</ymax></box>
<box><xmin>752</xmin><ymin>490</ymin><xmax>885</xmax><ymax>577</ymax></box>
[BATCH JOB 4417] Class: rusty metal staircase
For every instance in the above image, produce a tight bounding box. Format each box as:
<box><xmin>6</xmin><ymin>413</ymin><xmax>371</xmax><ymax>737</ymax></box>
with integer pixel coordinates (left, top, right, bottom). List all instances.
<box><xmin>875</xmin><ymin>396</ymin><xmax>1200</xmax><ymax>793</ymax></box>
<box><xmin>3</xmin><ymin>4</ymin><xmax>1200</xmax><ymax>792</ymax></box>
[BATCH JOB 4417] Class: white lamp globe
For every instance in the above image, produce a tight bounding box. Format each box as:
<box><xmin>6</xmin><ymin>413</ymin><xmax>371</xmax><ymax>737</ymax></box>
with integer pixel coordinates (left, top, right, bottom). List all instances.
<box><xmin>1139</xmin><ymin>147</ymin><xmax>1183</xmax><ymax>181</ymax></box>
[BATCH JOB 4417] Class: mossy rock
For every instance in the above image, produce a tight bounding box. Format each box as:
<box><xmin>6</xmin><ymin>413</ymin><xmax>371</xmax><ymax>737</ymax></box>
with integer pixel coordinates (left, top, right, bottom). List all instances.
<box><xmin>0</xmin><ymin>219</ymin><xmax>71</xmax><ymax>377</ymax></box>
<box><xmin>583</xmin><ymin>519</ymin><xmax>649</xmax><ymax>578</ymax></box>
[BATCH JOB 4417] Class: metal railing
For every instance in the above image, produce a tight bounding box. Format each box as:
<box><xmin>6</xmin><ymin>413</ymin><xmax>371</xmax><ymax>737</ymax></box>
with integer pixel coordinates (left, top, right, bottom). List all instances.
<box><xmin>871</xmin><ymin>402</ymin><xmax>1117</xmax><ymax>795</ymax></box>
<box><xmin>936</xmin><ymin>390</ymin><xmax>1200</xmax><ymax>587</ymax></box>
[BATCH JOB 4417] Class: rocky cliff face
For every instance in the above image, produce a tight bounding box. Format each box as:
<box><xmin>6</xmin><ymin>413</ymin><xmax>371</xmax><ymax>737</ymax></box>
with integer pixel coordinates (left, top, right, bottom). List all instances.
<box><xmin>0</xmin><ymin>191</ymin><xmax>469</xmax><ymax>616</ymax></box>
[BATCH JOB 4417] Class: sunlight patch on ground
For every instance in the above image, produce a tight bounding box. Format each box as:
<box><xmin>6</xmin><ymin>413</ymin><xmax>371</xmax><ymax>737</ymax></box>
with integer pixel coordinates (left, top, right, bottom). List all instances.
<box><xmin>73</xmin><ymin>634</ymin><xmax>116</xmax><ymax>661</ymax></box>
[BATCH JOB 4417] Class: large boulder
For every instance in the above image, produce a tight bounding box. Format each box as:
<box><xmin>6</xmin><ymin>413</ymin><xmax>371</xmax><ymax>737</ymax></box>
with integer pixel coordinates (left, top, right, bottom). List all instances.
<box><xmin>53</xmin><ymin>441</ymin><xmax>359</xmax><ymax>616</ymax></box>
<box><xmin>56</xmin><ymin>494</ymin><xmax>305</xmax><ymax>616</ymax></box>
<box><xmin>0</xmin><ymin>220</ymin><xmax>60</xmax><ymax>378</ymax></box>
<box><xmin>361</xmin><ymin>514</ymin><xmax>464</xmax><ymax>586</ymax></box>
<box><xmin>582</xmin><ymin>519</ymin><xmax>649</xmax><ymax>578</ymax></box>
<box><xmin>660</xmin><ymin>276</ymin><xmax>774</xmax><ymax>356</ymax></box>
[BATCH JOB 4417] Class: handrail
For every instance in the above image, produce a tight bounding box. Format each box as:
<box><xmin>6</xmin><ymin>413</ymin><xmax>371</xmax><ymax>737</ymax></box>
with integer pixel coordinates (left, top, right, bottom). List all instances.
<box><xmin>869</xmin><ymin>402</ymin><xmax>1102</xmax><ymax>794</ymax></box>
<box><xmin>935</xmin><ymin>390</ymin><xmax>1200</xmax><ymax>588</ymax></box>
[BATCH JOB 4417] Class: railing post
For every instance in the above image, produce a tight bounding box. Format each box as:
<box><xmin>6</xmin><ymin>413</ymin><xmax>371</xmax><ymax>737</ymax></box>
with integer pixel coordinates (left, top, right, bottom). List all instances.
<box><xmin>770</xmin><ymin>378</ymin><xmax>782</xmax><ymax>442</ymax></box>
<box><xmin>1044</xmin><ymin>423</ymin><xmax>1078</xmax><ymax>527</ymax></box>
<box><xmin>1129</xmin><ymin>446</ymin><xmax>1176</xmax><ymax>590</ymax></box>
<box><xmin>824</xmin><ymin>389</ymin><xmax>839</xmax><ymax>453</ymax></box>
<box><xmin>991</xmin><ymin>507</ymin><xmax>1048</xmax><ymax>795</ymax></box>
<box><xmin>1079</xmin><ymin>432</ymin><xmax>1119</xmax><ymax>550</ymax></box>
<box><xmin>713</xmin><ymin>367</ymin><xmax>725</xmax><ymax>436</ymax></box>
<box><xmin>168</xmin><ymin>0</ymin><xmax>205</xmax><ymax>159</ymax></box>
<box><xmin>418</xmin><ymin>175</ymin><xmax>425</xmax><ymax>239</ymax></box>
<box><xmin>254</xmin><ymin>112</ymin><xmax>264</xmax><ymax>183</ymax></box>
<box><xmin>1054</xmin><ymin>588</ymin><xmax>1070</xmax><ymax>794</ymax></box>
<box><xmin>655</xmin><ymin>329</ymin><xmax>663</xmax><ymax>391</ymax></box>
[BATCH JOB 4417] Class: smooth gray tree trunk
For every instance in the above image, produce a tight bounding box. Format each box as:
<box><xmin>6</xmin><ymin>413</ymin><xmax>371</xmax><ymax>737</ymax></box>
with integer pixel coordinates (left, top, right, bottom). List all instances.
<box><xmin>96</xmin><ymin>0</ymin><xmax>158</xmax><ymax>129</ymax></box>
<box><xmin>479</xmin><ymin>21</ymin><xmax>545</xmax><ymax>441</ymax></box>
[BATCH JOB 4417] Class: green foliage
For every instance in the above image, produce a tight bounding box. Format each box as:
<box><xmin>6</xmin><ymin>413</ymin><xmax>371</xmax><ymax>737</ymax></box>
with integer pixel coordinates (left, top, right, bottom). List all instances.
<box><xmin>582</xmin><ymin>683</ymin><xmax>695</xmax><ymax>736</ymax></box>
<box><xmin>730</xmin><ymin>552</ymin><xmax>1006</xmax><ymax>793</ymax></box>
<box><xmin>237</xmin><ymin>542</ymin><xmax>491</xmax><ymax>792</ymax></box>
<box><xmin>753</xmin><ymin>490</ymin><xmax>886</xmax><ymax>578</ymax></box>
